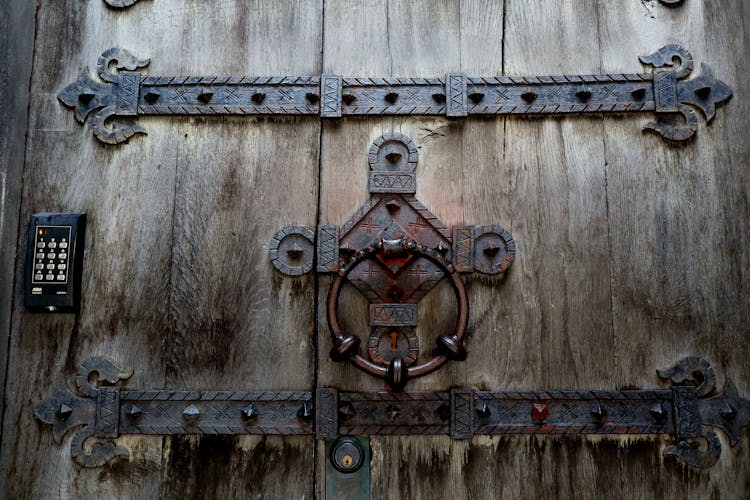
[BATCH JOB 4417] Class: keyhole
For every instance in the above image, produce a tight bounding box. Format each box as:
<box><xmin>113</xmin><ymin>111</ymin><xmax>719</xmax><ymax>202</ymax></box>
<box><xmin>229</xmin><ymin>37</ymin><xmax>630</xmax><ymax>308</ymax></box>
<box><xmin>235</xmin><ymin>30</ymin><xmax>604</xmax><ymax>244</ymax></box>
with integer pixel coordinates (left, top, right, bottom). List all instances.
<box><xmin>390</xmin><ymin>331</ymin><xmax>399</xmax><ymax>351</ymax></box>
<box><xmin>342</xmin><ymin>454</ymin><xmax>353</xmax><ymax>467</ymax></box>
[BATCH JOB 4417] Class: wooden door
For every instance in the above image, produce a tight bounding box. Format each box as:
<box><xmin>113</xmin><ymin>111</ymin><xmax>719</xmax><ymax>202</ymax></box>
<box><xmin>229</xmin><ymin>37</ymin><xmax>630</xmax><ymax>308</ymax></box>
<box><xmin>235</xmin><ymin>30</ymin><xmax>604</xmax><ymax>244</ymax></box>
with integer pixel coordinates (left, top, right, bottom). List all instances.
<box><xmin>1</xmin><ymin>1</ymin><xmax>748</xmax><ymax>499</ymax></box>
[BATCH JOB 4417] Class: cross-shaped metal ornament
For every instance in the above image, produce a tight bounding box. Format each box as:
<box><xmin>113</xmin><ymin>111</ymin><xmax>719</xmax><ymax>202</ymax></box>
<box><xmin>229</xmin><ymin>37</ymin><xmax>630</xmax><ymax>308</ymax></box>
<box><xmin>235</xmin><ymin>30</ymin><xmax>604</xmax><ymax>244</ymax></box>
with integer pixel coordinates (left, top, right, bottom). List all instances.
<box><xmin>271</xmin><ymin>132</ymin><xmax>515</xmax><ymax>390</ymax></box>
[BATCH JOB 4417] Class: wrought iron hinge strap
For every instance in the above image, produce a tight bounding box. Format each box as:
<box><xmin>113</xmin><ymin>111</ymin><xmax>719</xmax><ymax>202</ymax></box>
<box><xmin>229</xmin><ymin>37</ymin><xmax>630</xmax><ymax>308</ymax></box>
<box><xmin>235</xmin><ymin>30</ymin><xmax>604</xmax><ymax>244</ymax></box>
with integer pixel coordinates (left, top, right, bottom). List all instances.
<box><xmin>36</xmin><ymin>356</ymin><xmax>749</xmax><ymax>470</ymax></box>
<box><xmin>58</xmin><ymin>44</ymin><xmax>731</xmax><ymax>144</ymax></box>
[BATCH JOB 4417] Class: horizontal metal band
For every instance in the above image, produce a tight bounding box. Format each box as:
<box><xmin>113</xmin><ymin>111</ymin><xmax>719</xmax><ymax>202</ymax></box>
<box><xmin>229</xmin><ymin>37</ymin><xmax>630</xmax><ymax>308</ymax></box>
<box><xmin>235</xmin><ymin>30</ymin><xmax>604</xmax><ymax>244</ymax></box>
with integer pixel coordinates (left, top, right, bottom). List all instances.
<box><xmin>119</xmin><ymin>390</ymin><xmax>313</xmax><ymax>435</ymax></box>
<box><xmin>59</xmin><ymin>45</ymin><xmax>732</xmax><ymax>144</ymax></box>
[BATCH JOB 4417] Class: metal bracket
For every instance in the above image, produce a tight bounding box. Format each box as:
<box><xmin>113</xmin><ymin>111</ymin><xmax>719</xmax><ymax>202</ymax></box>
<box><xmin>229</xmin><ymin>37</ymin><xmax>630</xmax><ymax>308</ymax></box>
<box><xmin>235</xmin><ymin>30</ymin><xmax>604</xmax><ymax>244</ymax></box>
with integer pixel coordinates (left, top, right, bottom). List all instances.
<box><xmin>35</xmin><ymin>356</ymin><xmax>750</xmax><ymax>470</ymax></box>
<box><xmin>270</xmin><ymin>133</ymin><xmax>514</xmax><ymax>390</ymax></box>
<box><xmin>58</xmin><ymin>44</ymin><xmax>731</xmax><ymax>144</ymax></box>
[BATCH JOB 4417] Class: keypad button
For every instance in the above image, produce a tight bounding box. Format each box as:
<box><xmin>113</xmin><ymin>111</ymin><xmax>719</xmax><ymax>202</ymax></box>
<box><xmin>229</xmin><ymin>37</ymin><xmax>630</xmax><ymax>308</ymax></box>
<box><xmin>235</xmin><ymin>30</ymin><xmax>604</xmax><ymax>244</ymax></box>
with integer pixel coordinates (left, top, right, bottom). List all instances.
<box><xmin>59</xmin><ymin>242</ymin><xmax>68</xmax><ymax>249</ymax></box>
<box><xmin>46</xmin><ymin>263</ymin><xmax>55</xmax><ymax>270</ymax></box>
<box><xmin>48</xmin><ymin>242</ymin><xmax>57</xmax><ymax>249</ymax></box>
<box><xmin>35</xmin><ymin>263</ymin><xmax>44</xmax><ymax>270</ymax></box>
<box><xmin>46</xmin><ymin>253</ymin><xmax>55</xmax><ymax>259</ymax></box>
<box><xmin>58</xmin><ymin>263</ymin><xmax>66</xmax><ymax>270</ymax></box>
<box><xmin>36</xmin><ymin>252</ymin><xmax>44</xmax><ymax>259</ymax></box>
<box><xmin>34</xmin><ymin>273</ymin><xmax>43</xmax><ymax>281</ymax></box>
<box><xmin>37</xmin><ymin>242</ymin><xmax>46</xmax><ymax>248</ymax></box>
<box><xmin>59</xmin><ymin>252</ymin><xmax>67</xmax><ymax>260</ymax></box>
<box><xmin>56</xmin><ymin>274</ymin><xmax>65</xmax><ymax>281</ymax></box>
<box><xmin>45</xmin><ymin>274</ymin><xmax>54</xmax><ymax>281</ymax></box>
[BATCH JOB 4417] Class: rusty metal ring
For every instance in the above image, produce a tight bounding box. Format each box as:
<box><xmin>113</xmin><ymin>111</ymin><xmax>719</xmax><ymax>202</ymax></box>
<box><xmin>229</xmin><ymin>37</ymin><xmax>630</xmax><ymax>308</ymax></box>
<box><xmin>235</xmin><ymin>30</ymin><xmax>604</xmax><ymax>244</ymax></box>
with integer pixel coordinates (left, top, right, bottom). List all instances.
<box><xmin>326</xmin><ymin>239</ymin><xmax>469</xmax><ymax>390</ymax></box>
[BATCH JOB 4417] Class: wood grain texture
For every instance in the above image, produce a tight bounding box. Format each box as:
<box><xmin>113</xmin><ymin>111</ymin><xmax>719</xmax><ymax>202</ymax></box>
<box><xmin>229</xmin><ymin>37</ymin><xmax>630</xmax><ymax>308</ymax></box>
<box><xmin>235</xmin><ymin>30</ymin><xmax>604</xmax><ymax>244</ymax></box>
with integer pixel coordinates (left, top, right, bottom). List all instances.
<box><xmin>0</xmin><ymin>1</ymin><xmax>181</xmax><ymax>498</ymax></box>
<box><xmin>156</xmin><ymin>2</ymin><xmax>321</xmax><ymax>499</ymax></box>
<box><xmin>0</xmin><ymin>0</ymin><xmax>35</xmax><ymax>458</ymax></box>
<box><xmin>599</xmin><ymin>0</ymin><xmax>750</xmax><ymax>496</ymax></box>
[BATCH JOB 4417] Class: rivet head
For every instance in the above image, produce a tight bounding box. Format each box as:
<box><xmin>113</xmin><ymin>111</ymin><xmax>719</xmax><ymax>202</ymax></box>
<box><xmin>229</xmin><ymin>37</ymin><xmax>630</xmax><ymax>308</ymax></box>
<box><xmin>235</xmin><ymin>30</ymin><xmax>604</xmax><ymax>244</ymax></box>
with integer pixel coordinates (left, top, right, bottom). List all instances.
<box><xmin>197</xmin><ymin>92</ymin><xmax>213</xmax><ymax>104</ymax></box>
<box><xmin>468</xmin><ymin>91</ymin><xmax>485</xmax><ymax>104</ymax></box>
<box><xmin>483</xmin><ymin>243</ymin><xmax>500</xmax><ymax>258</ymax></box>
<box><xmin>521</xmin><ymin>91</ymin><xmax>538</xmax><ymax>104</ymax></box>
<box><xmin>384</xmin><ymin>152</ymin><xmax>402</xmax><ymax>164</ymax></box>
<box><xmin>630</xmin><ymin>88</ymin><xmax>647</xmax><ymax>100</ymax></box>
<box><xmin>298</xmin><ymin>402</ymin><xmax>313</xmax><ymax>422</ymax></box>
<box><xmin>338</xmin><ymin>403</ymin><xmax>356</xmax><ymax>422</ymax></box>
<box><xmin>719</xmin><ymin>402</ymin><xmax>736</xmax><ymax>420</ymax></box>
<box><xmin>590</xmin><ymin>403</ymin><xmax>606</xmax><ymax>422</ymax></box>
<box><xmin>694</xmin><ymin>86</ymin><xmax>712</xmax><ymax>99</ymax></box>
<box><xmin>251</xmin><ymin>92</ymin><xmax>266</xmax><ymax>104</ymax></box>
<box><xmin>476</xmin><ymin>404</ymin><xmax>491</xmax><ymax>418</ymax></box>
<box><xmin>127</xmin><ymin>404</ymin><xmax>142</xmax><ymax>418</ymax></box>
<box><xmin>432</xmin><ymin>93</ymin><xmax>446</xmax><ymax>103</ymax></box>
<box><xmin>434</xmin><ymin>403</ymin><xmax>450</xmax><ymax>422</ymax></box>
<box><xmin>144</xmin><ymin>91</ymin><xmax>160</xmax><ymax>105</ymax></box>
<box><xmin>385</xmin><ymin>199</ymin><xmax>401</xmax><ymax>213</ymax></box>
<box><xmin>384</xmin><ymin>92</ymin><xmax>399</xmax><ymax>104</ymax></box>
<box><xmin>79</xmin><ymin>93</ymin><xmax>95</xmax><ymax>105</ymax></box>
<box><xmin>241</xmin><ymin>404</ymin><xmax>258</xmax><ymax>421</ymax></box>
<box><xmin>57</xmin><ymin>403</ymin><xmax>73</xmax><ymax>420</ymax></box>
<box><xmin>649</xmin><ymin>402</ymin><xmax>666</xmax><ymax>420</ymax></box>
<box><xmin>575</xmin><ymin>89</ymin><xmax>592</xmax><ymax>102</ymax></box>
<box><xmin>305</xmin><ymin>92</ymin><xmax>320</xmax><ymax>104</ymax></box>
<box><xmin>286</xmin><ymin>242</ymin><xmax>304</xmax><ymax>259</ymax></box>
<box><xmin>531</xmin><ymin>403</ymin><xmax>548</xmax><ymax>422</ymax></box>
<box><xmin>182</xmin><ymin>403</ymin><xmax>201</xmax><ymax>421</ymax></box>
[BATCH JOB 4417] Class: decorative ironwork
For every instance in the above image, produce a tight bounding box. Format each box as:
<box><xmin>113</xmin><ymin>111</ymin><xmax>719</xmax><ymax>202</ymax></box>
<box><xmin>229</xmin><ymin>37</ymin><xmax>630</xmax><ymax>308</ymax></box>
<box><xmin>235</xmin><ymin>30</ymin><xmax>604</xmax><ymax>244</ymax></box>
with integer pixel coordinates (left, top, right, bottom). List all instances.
<box><xmin>36</xmin><ymin>356</ymin><xmax>749</xmax><ymax>469</ymax></box>
<box><xmin>271</xmin><ymin>133</ymin><xmax>514</xmax><ymax>390</ymax></box>
<box><xmin>58</xmin><ymin>44</ymin><xmax>730</xmax><ymax>144</ymax></box>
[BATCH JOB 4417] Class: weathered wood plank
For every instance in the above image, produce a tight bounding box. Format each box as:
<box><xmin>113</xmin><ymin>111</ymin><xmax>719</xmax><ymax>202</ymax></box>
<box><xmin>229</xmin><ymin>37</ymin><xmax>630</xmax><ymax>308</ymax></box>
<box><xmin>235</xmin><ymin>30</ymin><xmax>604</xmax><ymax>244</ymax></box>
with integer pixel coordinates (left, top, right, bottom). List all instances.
<box><xmin>0</xmin><ymin>0</ymin><xmax>35</xmax><ymax>455</ymax></box>
<box><xmin>157</xmin><ymin>2</ymin><xmax>321</xmax><ymax>498</ymax></box>
<box><xmin>599</xmin><ymin>0</ymin><xmax>750</xmax><ymax>496</ymax></box>
<box><xmin>0</xmin><ymin>0</ymin><xmax>185</xmax><ymax>497</ymax></box>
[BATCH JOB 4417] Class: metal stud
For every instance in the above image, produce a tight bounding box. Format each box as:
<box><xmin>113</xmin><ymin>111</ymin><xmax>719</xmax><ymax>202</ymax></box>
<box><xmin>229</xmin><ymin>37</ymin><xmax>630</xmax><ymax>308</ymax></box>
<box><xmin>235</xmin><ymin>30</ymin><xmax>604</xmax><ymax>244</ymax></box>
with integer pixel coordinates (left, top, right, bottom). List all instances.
<box><xmin>286</xmin><ymin>242</ymin><xmax>304</xmax><ymax>259</ymax></box>
<box><xmin>649</xmin><ymin>402</ymin><xmax>666</xmax><ymax>420</ymax></box>
<box><xmin>298</xmin><ymin>402</ymin><xmax>313</xmax><ymax>421</ymax></box>
<box><xmin>483</xmin><ymin>243</ymin><xmax>500</xmax><ymax>258</ymax></box>
<box><xmin>476</xmin><ymin>403</ymin><xmax>491</xmax><ymax>418</ymax></box>
<box><xmin>385</xmin><ymin>199</ymin><xmax>401</xmax><ymax>214</ymax></box>
<box><xmin>432</xmin><ymin>93</ymin><xmax>446</xmax><ymax>103</ymax></box>
<box><xmin>384</xmin><ymin>92</ymin><xmax>399</xmax><ymax>104</ymax></box>
<box><xmin>197</xmin><ymin>92</ymin><xmax>213</xmax><ymax>104</ymax></box>
<box><xmin>57</xmin><ymin>403</ymin><xmax>73</xmax><ymax>420</ymax></box>
<box><xmin>305</xmin><ymin>92</ymin><xmax>320</xmax><ymax>104</ymax></box>
<box><xmin>182</xmin><ymin>403</ymin><xmax>201</xmax><ymax>421</ymax></box>
<box><xmin>127</xmin><ymin>404</ymin><xmax>142</xmax><ymax>418</ymax></box>
<box><xmin>695</xmin><ymin>85</ymin><xmax>712</xmax><ymax>99</ymax></box>
<box><xmin>79</xmin><ymin>93</ymin><xmax>95</xmax><ymax>105</ymax></box>
<box><xmin>630</xmin><ymin>88</ymin><xmax>647</xmax><ymax>100</ymax></box>
<box><xmin>521</xmin><ymin>91</ymin><xmax>538</xmax><ymax>104</ymax></box>
<box><xmin>144</xmin><ymin>91</ymin><xmax>160</xmax><ymax>104</ymax></box>
<box><xmin>531</xmin><ymin>403</ymin><xmax>548</xmax><ymax>422</ymax></box>
<box><xmin>468</xmin><ymin>91</ymin><xmax>485</xmax><ymax>104</ymax></box>
<box><xmin>575</xmin><ymin>89</ymin><xmax>592</xmax><ymax>102</ymax></box>
<box><xmin>241</xmin><ymin>404</ymin><xmax>258</xmax><ymax>421</ymax></box>
<box><xmin>338</xmin><ymin>403</ymin><xmax>356</xmax><ymax>422</ymax></box>
<box><xmin>720</xmin><ymin>402</ymin><xmax>737</xmax><ymax>419</ymax></box>
<box><xmin>342</xmin><ymin>94</ymin><xmax>356</xmax><ymax>105</ymax></box>
<box><xmin>591</xmin><ymin>403</ymin><xmax>607</xmax><ymax>422</ymax></box>
<box><xmin>251</xmin><ymin>92</ymin><xmax>266</xmax><ymax>104</ymax></box>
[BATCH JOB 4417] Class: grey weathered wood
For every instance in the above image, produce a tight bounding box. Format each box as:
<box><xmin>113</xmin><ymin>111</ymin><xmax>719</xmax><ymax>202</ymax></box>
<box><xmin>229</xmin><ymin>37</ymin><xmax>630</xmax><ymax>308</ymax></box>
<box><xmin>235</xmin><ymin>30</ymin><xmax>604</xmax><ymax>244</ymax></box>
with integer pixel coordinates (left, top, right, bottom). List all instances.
<box><xmin>0</xmin><ymin>0</ymin><xmax>35</xmax><ymax>451</ymax></box>
<box><xmin>0</xmin><ymin>0</ymin><xmax>182</xmax><ymax>497</ymax></box>
<box><xmin>599</xmin><ymin>0</ymin><xmax>750</xmax><ymax>496</ymax></box>
<box><xmin>158</xmin><ymin>2</ymin><xmax>321</xmax><ymax>498</ymax></box>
